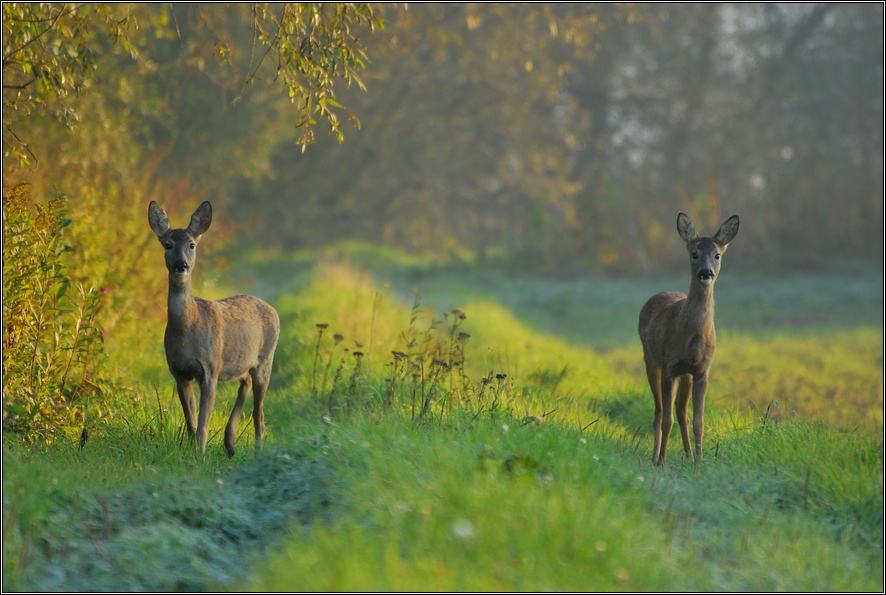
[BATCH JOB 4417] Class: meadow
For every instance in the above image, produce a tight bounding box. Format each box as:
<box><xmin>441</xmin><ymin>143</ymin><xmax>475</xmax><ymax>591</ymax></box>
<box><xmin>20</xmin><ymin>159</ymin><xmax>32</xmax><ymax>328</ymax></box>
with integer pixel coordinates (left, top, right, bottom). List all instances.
<box><xmin>3</xmin><ymin>247</ymin><xmax>883</xmax><ymax>591</ymax></box>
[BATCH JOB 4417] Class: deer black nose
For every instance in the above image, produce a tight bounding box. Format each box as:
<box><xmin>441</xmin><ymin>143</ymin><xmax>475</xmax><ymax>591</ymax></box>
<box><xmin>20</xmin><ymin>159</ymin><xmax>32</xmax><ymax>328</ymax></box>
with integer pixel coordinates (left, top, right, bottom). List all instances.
<box><xmin>173</xmin><ymin>261</ymin><xmax>189</xmax><ymax>274</ymax></box>
<box><xmin>698</xmin><ymin>269</ymin><xmax>715</xmax><ymax>283</ymax></box>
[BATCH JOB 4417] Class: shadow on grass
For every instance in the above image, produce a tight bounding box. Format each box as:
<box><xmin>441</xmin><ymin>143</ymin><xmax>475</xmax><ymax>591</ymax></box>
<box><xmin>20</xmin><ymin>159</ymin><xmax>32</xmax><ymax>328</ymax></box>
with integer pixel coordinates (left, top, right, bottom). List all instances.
<box><xmin>589</xmin><ymin>390</ymin><xmax>652</xmax><ymax>437</ymax></box>
<box><xmin>3</xmin><ymin>443</ymin><xmax>337</xmax><ymax>592</ymax></box>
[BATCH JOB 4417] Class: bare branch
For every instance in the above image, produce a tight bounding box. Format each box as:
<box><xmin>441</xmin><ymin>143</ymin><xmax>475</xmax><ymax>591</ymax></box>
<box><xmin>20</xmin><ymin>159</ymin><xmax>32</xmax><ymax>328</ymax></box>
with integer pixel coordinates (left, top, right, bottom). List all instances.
<box><xmin>3</xmin><ymin>79</ymin><xmax>36</xmax><ymax>90</ymax></box>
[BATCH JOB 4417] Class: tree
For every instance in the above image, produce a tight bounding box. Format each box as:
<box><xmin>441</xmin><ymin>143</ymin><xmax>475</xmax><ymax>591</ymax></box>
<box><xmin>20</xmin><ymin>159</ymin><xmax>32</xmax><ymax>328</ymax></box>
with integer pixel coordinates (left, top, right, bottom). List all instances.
<box><xmin>243</xmin><ymin>3</ymin><xmax>881</xmax><ymax>272</ymax></box>
<box><xmin>236</xmin><ymin>4</ymin><xmax>624</xmax><ymax>263</ymax></box>
<box><xmin>3</xmin><ymin>3</ymin><xmax>385</xmax><ymax>169</ymax></box>
<box><xmin>3</xmin><ymin>2</ymin><xmax>881</xmax><ymax>278</ymax></box>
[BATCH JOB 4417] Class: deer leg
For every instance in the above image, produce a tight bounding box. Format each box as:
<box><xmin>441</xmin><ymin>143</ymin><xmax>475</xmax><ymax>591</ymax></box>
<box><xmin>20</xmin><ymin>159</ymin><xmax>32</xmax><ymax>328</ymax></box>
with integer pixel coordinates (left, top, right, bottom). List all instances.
<box><xmin>251</xmin><ymin>363</ymin><xmax>271</xmax><ymax>453</ymax></box>
<box><xmin>691</xmin><ymin>373</ymin><xmax>708</xmax><ymax>463</ymax></box>
<box><xmin>224</xmin><ymin>376</ymin><xmax>252</xmax><ymax>458</ymax></box>
<box><xmin>647</xmin><ymin>364</ymin><xmax>664</xmax><ymax>465</ymax></box>
<box><xmin>195</xmin><ymin>377</ymin><xmax>218</xmax><ymax>454</ymax></box>
<box><xmin>176</xmin><ymin>379</ymin><xmax>197</xmax><ymax>438</ymax></box>
<box><xmin>675</xmin><ymin>376</ymin><xmax>693</xmax><ymax>459</ymax></box>
<box><xmin>658</xmin><ymin>375</ymin><xmax>676</xmax><ymax>466</ymax></box>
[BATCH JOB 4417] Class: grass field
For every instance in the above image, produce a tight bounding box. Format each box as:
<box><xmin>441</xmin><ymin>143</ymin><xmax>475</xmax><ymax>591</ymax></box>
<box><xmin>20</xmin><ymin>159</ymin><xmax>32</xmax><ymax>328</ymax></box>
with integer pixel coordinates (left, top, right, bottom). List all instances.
<box><xmin>3</xmin><ymin>248</ymin><xmax>883</xmax><ymax>591</ymax></box>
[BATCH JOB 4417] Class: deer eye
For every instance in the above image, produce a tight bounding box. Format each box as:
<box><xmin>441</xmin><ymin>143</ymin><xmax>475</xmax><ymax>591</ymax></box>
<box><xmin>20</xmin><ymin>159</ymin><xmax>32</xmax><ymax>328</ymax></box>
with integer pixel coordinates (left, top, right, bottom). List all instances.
<box><xmin>715</xmin><ymin>253</ymin><xmax>721</xmax><ymax>260</ymax></box>
<box><xmin>189</xmin><ymin>242</ymin><xmax>196</xmax><ymax>250</ymax></box>
<box><xmin>164</xmin><ymin>242</ymin><xmax>173</xmax><ymax>250</ymax></box>
<box><xmin>691</xmin><ymin>252</ymin><xmax>699</xmax><ymax>260</ymax></box>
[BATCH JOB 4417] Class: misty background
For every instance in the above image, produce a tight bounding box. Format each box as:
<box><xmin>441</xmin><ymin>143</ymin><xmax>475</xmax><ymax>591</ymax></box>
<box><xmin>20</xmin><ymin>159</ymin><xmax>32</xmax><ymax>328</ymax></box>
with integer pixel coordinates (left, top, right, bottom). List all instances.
<box><xmin>6</xmin><ymin>3</ymin><xmax>884</xmax><ymax>276</ymax></box>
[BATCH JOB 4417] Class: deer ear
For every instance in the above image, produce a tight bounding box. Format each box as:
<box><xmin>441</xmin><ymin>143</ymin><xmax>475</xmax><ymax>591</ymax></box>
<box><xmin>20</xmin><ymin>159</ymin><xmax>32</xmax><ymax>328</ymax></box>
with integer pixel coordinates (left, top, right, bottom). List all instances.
<box><xmin>148</xmin><ymin>201</ymin><xmax>169</xmax><ymax>238</ymax></box>
<box><xmin>714</xmin><ymin>215</ymin><xmax>740</xmax><ymax>247</ymax></box>
<box><xmin>676</xmin><ymin>212</ymin><xmax>698</xmax><ymax>244</ymax></box>
<box><xmin>188</xmin><ymin>201</ymin><xmax>212</xmax><ymax>237</ymax></box>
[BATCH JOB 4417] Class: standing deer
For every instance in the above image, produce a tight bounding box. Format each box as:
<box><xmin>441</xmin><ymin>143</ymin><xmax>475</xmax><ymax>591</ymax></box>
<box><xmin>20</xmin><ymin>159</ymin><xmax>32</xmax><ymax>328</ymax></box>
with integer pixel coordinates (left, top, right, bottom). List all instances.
<box><xmin>148</xmin><ymin>200</ymin><xmax>280</xmax><ymax>457</ymax></box>
<box><xmin>638</xmin><ymin>212</ymin><xmax>739</xmax><ymax>466</ymax></box>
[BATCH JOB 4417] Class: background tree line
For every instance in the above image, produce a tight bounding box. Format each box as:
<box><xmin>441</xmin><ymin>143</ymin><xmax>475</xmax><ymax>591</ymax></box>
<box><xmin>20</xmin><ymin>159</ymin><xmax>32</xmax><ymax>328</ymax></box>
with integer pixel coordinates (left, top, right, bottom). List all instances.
<box><xmin>6</xmin><ymin>3</ymin><xmax>883</xmax><ymax>276</ymax></box>
<box><xmin>238</xmin><ymin>3</ymin><xmax>884</xmax><ymax>274</ymax></box>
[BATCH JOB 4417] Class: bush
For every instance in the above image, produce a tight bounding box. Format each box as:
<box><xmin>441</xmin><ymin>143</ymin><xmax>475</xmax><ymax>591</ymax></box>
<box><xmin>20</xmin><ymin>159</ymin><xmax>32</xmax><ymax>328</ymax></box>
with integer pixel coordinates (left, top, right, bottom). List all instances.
<box><xmin>2</xmin><ymin>184</ymin><xmax>105</xmax><ymax>444</ymax></box>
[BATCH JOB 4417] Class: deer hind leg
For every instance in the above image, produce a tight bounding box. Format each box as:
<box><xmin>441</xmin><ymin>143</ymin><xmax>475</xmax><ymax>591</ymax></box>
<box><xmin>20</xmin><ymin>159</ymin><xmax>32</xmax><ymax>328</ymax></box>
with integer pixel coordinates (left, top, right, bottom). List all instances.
<box><xmin>675</xmin><ymin>375</ymin><xmax>693</xmax><ymax>459</ymax></box>
<box><xmin>224</xmin><ymin>375</ymin><xmax>253</xmax><ymax>458</ymax></box>
<box><xmin>251</xmin><ymin>361</ymin><xmax>272</xmax><ymax>453</ymax></box>
<box><xmin>176</xmin><ymin>379</ymin><xmax>197</xmax><ymax>438</ymax></box>
<box><xmin>646</xmin><ymin>364</ymin><xmax>664</xmax><ymax>465</ymax></box>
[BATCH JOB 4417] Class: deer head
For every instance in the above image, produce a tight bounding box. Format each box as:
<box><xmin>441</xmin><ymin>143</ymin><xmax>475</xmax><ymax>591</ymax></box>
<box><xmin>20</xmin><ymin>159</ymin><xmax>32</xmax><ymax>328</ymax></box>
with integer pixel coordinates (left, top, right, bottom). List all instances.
<box><xmin>148</xmin><ymin>200</ymin><xmax>212</xmax><ymax>283</ymax></box>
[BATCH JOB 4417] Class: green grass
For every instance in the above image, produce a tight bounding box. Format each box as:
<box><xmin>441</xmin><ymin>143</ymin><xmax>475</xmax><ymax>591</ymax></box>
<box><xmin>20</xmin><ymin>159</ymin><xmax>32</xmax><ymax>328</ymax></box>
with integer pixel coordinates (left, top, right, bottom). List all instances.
<box><xmin>252</xmin><ymin>417</ymin><xmax>686</xmax><ymax>592</ymax></box>
<box><xmin>1</xmin><ymin>394</ymin><xmax>338</xmax><ymax>591</ymax></box>
<box><xmin>3</xmin><ymin>249</ymin><xmax>883</xmax><ymax>591</ymax></box>
<box><xmin>249</xmin><ymin>414</ymin><xmax>881</xmax><ymax>592</ymax></box>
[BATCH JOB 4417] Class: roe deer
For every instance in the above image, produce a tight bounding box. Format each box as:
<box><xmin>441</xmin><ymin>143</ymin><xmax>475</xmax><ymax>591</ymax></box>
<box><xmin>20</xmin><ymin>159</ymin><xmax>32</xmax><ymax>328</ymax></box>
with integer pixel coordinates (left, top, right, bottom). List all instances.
<box><xmin>638</xmin><ymin>212</ymin><xmax>739</xmax><ymax>466</ymax></box>
<box><xmin>148</xmin><ymin>200</ymin><xmax>280</xmax><ymax>457</ymax></box>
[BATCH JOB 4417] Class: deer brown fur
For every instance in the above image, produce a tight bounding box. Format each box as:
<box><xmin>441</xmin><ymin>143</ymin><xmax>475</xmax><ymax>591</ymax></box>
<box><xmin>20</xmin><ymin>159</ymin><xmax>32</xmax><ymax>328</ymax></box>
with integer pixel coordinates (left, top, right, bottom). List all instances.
<box><xmin>149</xmin><ymin>200</ymin><xmax>280</xmax><ymax>457</ymax></box>
<box><xmin>638</xmin><ymin>212</ymin><xmax>739</xmax><ymax>466</ymax></box>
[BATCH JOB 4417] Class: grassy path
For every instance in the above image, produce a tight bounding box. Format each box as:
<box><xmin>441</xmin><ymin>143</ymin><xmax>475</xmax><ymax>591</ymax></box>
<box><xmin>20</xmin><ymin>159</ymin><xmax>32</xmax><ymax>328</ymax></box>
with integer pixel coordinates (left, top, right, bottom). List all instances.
<box><xmin>3</xmin><ymin>255</ymin><xmax>882</xmax><ymax>591</ymax></box>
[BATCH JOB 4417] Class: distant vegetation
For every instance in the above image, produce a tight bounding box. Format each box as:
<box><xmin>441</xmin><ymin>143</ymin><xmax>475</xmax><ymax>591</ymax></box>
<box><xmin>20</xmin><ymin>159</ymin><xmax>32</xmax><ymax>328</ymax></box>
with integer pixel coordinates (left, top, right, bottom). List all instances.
<box><xmin>4</xmin><ymin>4</ymin><xmax>883</xmax><ymax>274</ymax></box>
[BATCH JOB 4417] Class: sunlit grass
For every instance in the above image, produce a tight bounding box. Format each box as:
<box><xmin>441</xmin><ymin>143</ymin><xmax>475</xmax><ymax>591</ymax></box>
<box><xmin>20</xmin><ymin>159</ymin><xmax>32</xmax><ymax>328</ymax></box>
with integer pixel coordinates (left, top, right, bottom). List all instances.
<box><xmin>252</xmin><ymin>417</ymin><xmax>688</xmax><ymax>592</ymax></box>
<box><xmin>4</xmin><ymin>250</ymin><xmax>882</xmax><ymax>592</ymax></box>
<box><xmin>249</xmin><ymin>412</ymin><xmax>881</xmax><ymax>592</ymax></box>
<box><xmin>246</xmin><ymin>258</ymin><xmax>882</xmax><ymax>591</ymax></box>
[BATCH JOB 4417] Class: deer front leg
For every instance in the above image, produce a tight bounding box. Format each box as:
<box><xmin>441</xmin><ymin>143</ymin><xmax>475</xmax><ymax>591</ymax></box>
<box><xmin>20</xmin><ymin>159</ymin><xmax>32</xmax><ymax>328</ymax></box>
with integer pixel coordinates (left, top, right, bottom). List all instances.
<box><xmin>176</xmin><ymin>379</ymin><xmax>197</xmax><ymax>437</ymax></box>
<box><xmin>224</xmin><ymin>376</ymin><xmax>252</xmax><ymax>458</ymax></box>
<box><xmin>691</xmin><ymin>372</ymin><xmax>708</xmax><ymax>463</ymax></box>
<box><xmin>657</xmin><ymin>375</ymin><xmax>676</xmax><ymax>466</ymax></box>
<box><xmin>195</xmin><ymin>377</ymin><xmax>218</xmax><ymax>454</ymax></box>
<box><xmin>675</xmin><ymin>376</ymin><xmax>693</xmax><ymax>459</ymax></box>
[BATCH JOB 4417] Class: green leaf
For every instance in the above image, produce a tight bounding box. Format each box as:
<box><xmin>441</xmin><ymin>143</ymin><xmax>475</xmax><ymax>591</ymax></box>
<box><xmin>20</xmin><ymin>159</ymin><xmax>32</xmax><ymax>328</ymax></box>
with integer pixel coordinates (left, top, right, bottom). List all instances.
<box><xmin>4</xmin><ymin>404</ymin><xmax>29</xmax><ymax>417</ymax></box>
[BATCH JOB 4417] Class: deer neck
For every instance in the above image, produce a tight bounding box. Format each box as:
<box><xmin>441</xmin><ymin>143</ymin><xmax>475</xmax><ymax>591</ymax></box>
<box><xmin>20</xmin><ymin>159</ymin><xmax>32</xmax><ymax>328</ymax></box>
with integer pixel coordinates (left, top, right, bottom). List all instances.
<box><xmin>684</xmin><ymin>280</ymin><xmax>716</xmax><ymax>336</ymax></box>
<box><xmin>167</xmin><ymin>274</ymin><xmax>200</xmax><ymax>329</ymax></box>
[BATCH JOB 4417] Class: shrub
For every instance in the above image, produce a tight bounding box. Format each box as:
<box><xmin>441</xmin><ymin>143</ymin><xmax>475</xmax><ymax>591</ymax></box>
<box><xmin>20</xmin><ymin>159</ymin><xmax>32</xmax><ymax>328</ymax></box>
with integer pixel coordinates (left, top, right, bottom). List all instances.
<box><xmin>2</xmin><ymin>184</ymin><xmax>105</xmax><ymax>444</ymax></box>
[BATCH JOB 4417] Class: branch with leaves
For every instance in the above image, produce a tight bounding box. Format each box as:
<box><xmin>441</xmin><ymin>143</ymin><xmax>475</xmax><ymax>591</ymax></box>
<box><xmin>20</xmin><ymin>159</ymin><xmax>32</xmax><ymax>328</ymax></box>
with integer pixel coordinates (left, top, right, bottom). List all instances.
<box><xmin>2</xmin><ymin>3</ymin><xmax>386</xmax><ymax>167</ymax></box>
<box><xmin>243</xmin><ymin>3</ymin><xmax>384</xmax><ymax>150</ymax></box>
